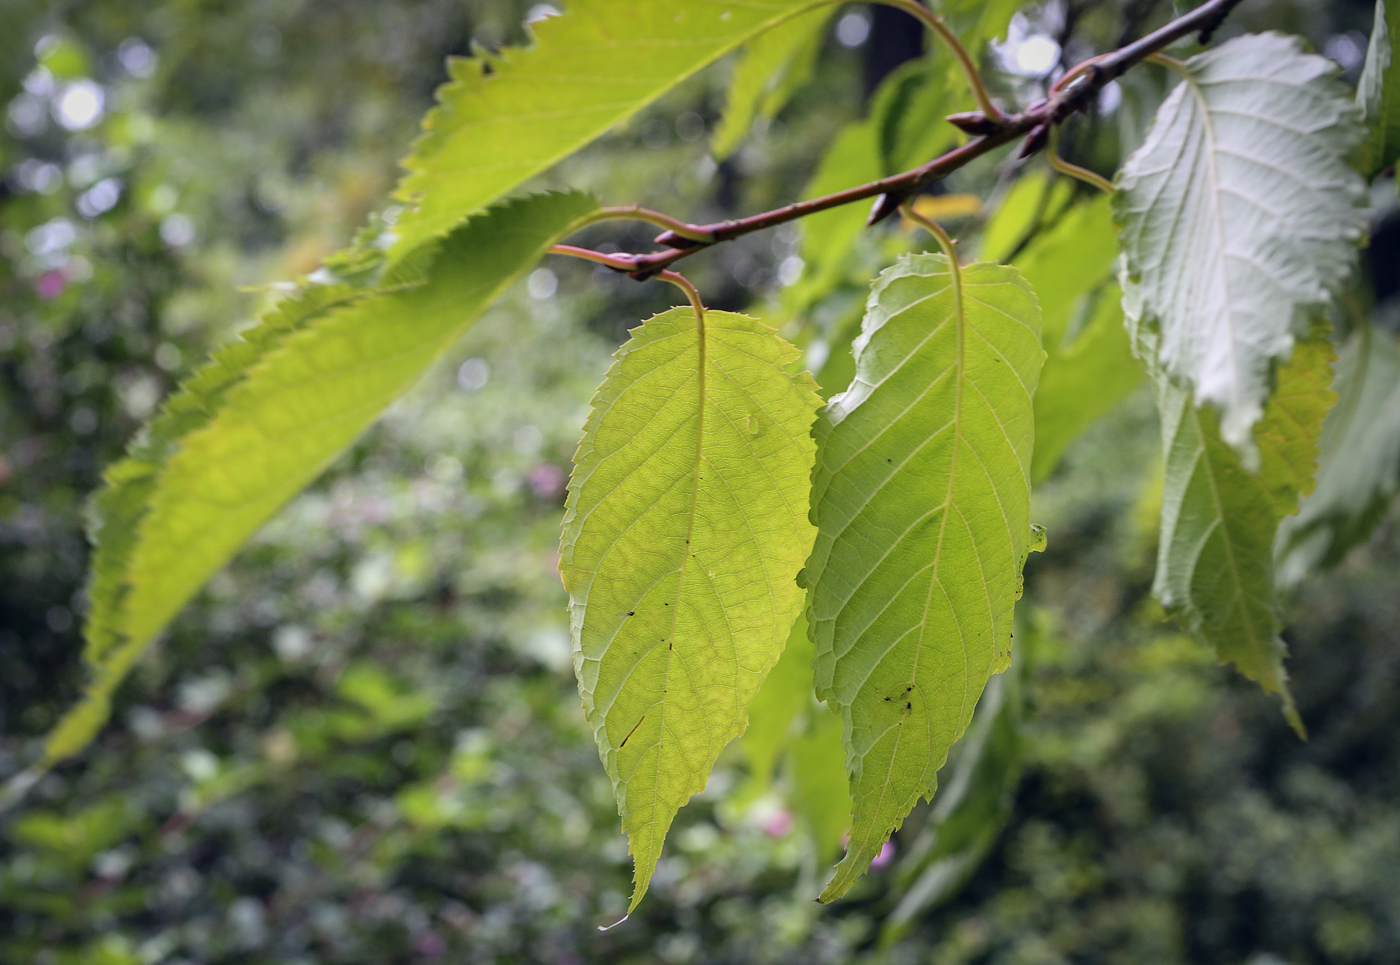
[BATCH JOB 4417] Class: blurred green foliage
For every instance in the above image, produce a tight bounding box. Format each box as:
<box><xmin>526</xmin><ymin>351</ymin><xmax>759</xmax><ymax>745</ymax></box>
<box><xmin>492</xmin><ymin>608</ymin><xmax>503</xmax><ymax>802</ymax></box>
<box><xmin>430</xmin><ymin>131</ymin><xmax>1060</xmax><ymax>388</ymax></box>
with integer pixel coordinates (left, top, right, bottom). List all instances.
<box><xmin>1</xmin><ymin>0</ymin><xmax>1399</xmax><ymax>963</ymax></box>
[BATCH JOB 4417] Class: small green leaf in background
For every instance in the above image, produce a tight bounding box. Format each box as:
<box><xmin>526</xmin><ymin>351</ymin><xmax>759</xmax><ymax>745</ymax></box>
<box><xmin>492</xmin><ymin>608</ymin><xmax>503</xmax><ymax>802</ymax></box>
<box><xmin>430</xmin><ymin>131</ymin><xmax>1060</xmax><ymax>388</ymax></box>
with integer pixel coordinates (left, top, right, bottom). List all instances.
<box><xmin>49</xmin><ymin>191</ymin><xmax>600</xmax><ymax>766</ymax></box>
<box><xmin>1012</xmin><ymin>193</ymin><xmax>1141</xmax><ymax>482</ymax></box>
<box><xmin>1277</xmin><ymin>323</ymin><xmax>1400</xmax><ymax>583</ymax></box>
<box><xmin>1129</xmin><ymin>271</ymin><xmax>1335</xmax><ymax>732</ymax></box>
<box><xmin>1359</xmin><ymin>0</ymin><xmax>1400</xmax><ymax>178</ymax></box>
<box><xmin>1114</xmin><ymin>33</ymin><xmax>1365</xmax><ymax>454</ymax></box>
<box><xmin>803</xmin><ymin>252</ymin><xmax>1043</xmax><ymax>901</ymax></box>
<box><xmin>740</xmin><ymin>614</ymin><xmax>814</xmax><ymax>790</ymax></box>
<box><xmin>790</xmin><ymin>707</ymin><xmax>850</xmax><ymax>863</ymax></box>
<box><xmin>390</xmin><ymin>0</ymin><xmax>827</xmax><ymax>263</ymax></box>
<box><xmin>559</xmin><ymin>307</ymin><xmax>820</xmax><ymax>911</ymax></box>
<box><xmin>712</xmin><ymin>7</ymin><xmax>837</xmax><ymax>160</ymax></box>
<box><xmin>782</xmin><ymin>53</ymin><xmax>962</xmax><ymax>321</ymax></box>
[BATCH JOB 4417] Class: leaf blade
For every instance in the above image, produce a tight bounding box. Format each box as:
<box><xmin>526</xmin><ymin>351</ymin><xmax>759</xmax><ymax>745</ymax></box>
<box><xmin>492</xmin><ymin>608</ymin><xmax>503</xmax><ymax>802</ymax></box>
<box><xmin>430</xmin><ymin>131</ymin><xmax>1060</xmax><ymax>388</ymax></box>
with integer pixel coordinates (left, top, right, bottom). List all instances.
<box><xmin>51</xmin><ymin>190</ymin><xmax>599</xmax><ymax>765</ymax></box>
<box><xmin>390</xmin><ymin>0</ymin><xmax>826</xmax><ymax>261</ymax></box>
<box><xmin>803</xmin><ymin>253</ymin><xmax>1043</xmax><ymax>901</ymax></box>
<box><xmin>560</xmin><ymin>307</ymin><xmax>820</xmax><ymax>910</ymax></box>
<box><xmin>711</xmin><ymin>7</ymin><xmax>836</xmax><ymax>160</ymax></box>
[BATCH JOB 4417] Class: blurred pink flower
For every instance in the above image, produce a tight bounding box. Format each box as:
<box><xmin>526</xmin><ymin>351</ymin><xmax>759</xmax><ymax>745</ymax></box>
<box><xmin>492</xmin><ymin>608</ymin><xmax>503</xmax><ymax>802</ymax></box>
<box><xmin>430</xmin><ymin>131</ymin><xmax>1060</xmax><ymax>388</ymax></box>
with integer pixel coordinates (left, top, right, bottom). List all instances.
<box><xmin>870</xmin><ymin>839</ymin><xmax>896</xmax><ymax>869</ymax></box>
<box><xmin>528</xmin><ymin>462</ymin><xmax>567</xmax><ymax>501</ymax></box>
<box><xmin>763</xmin><ymin>810</ymin><xmax>794</xmax><ymax>837</ymax></box>
<box><xmin>35</xmin><ymin>270</ymin><xmax>66</xmax><ymax>300</ymax></box>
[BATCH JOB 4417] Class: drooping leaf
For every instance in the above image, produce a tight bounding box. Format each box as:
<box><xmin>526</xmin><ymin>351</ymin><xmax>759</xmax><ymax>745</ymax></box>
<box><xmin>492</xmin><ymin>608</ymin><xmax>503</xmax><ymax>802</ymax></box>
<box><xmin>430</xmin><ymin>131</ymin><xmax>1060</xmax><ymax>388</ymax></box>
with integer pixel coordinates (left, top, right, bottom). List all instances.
<box><xmin>559</xmin><ymin>307</ymin><xmax>820</xmax><ymax>911</ymax></box>
<box><xmin>711</xmin><ymin>7</ymin><xmax>837</xmax><ymax>160</ymax></box>
<box><xmin>803</xmin><ymin>253</ymin><xmax>1043</xmax><ymax>901</ymax></box>
<box><xmin>1127</xmin><ymin>274</ymin><xmax>1334</xmax><ymax>732</ymax></box>
<box><xmin>1114</xmin><ymin>33</ymin><xmax>1365</xmax><ymax>452</ymax></box>
<box><xmin>390</xmin><ymin>0</ymin><xmax>827</xmax><ymax>262</ymax></box>
<box><xmin>49</xmin><ymin>191</ymin><xmax>600</xmax><ymax>765</ymax></box>
<box><xmin>1359</xmin><ymin>0</ymin><xmax>1400</xmax><ymax>178</ymax></box>
<box><xmin>1277</xmin><ymin>323</ymin><xmax>1400</xmax><ymax>584</ymax></box>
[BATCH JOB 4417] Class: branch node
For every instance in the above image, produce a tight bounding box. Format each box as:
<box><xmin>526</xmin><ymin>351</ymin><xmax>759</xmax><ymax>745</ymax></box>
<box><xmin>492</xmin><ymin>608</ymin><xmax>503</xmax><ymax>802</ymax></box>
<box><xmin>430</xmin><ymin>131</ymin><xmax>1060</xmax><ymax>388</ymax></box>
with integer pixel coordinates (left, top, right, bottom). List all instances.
<box><xmin>653</xmin><ymin>230</ymin><xmax>707</xmax><ymax>250</ymax></box>
<box><xmin>867</xmin><ymin>192</ymin><xmax>910</xmax><ymax>227</ymax></box>
<box><xmin>1016</xmin><ymin>124</ymin><xmax>1051</xmax><ymax>161</ymax></box>
<box><xmin>945</xmin><ymin>111</ymin><xmax>1004</xmax><ymax>136</ymax></box>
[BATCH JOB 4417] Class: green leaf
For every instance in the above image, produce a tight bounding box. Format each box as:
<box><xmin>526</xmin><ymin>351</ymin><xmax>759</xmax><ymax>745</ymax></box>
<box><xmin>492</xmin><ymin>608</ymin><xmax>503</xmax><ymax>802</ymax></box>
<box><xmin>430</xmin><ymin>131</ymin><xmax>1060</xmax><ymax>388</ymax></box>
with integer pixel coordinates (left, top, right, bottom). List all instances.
<box><xmin>803</xmin><ymin>253</ymin><xmax>1043</xmax><ymax>901</ymax></box>
<box><xmin>48</xmin><ymin>190</ymin><xmax>599</xmax><ymax>766</ymax></box>
<box><xmin>1359</xmin><ymin>0</ymin><xmax>1400</xmax><ymax>178</ymax></box>
<box><xmin>1277</xmin><ymin>323</ymin><xmax>1400</xmax><ymax>584</ymax></box>
<box><xmin>559</xmin><ymin>307</ymin><xmax>820</xmax><ymax>911</ymax></box>
<box><xmin>389</xmin><ymin>0</ymin><xmax>827</xmax><ymax>262</ymax></box>
<box><xmin>711</xmin><ymin>7</ymin><xmax>837</xmax><ymax>160</ymax></box>
<box><xmin>1113</xmin><ymin>33</ymin><xmax>1365</xmax><ymax>452</ymax></box>
<box><xmin>1129</xmin><ymin>274</ymin><xmax>1334</xmax><ymax>732</ymax></box>
<box><xmin>874</xmin><ymin>55</ymin><xmax>964</xmax><ymax>176</ymax></box>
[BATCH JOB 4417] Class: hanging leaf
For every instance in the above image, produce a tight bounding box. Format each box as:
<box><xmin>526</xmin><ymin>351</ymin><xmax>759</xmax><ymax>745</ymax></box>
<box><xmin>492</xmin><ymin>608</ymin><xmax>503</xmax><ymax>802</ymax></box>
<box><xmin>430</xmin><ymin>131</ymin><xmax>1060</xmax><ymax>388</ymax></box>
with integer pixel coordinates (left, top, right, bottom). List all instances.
<box><xmin>803</xmin><ymin>253</ymin><xmax>1043</xmax><ymax>902</ymax></box>
<box><xmin>390</xmin><ymin>0</ymin><xmax>827</xmax><ymax>262</ymax></box>
<box><xmin>1359</xmin><ymin>0</ymin><xmax>1400</xmax><ymax>177</ymax></box>
<box><xmin>48</xmin><ymin>191</ymin><xmax>600</xmax><ymax>766</ymax></box>
<box><xmin>1114</xmin><ymin>33</ymin><xmax>1365</xmax><ymax>452</ymax></box>
<box><xmin>1277</xmin><ymin>323</ymin><xmax>1400</xmax><ymax>584</ymax></box>
<box><xmin>1127</xmin><ymin>275</ymin><xmax>1334</xmax><ymax>733</ymax></box>
<box><xmin>560</xmin><ymin>307</ymin><xmax>820</xmax><ymax>911</ymax></box>
<box><xmin>712</xmin><ymin>7</ymin><xmax>837</xmax><ymax>160</ymax></box>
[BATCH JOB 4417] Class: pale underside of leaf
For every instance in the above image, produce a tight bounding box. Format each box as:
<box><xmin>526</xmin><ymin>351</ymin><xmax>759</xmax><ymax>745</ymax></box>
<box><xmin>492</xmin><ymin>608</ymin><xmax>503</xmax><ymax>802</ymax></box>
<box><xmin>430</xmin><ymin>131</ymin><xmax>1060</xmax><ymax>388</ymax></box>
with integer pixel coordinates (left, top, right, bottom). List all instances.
<box><xmin>803</xmin><ymin>253</ymin><xmax>1042</xmax><ymax>901</ymax></box>
<box><xmin>1113</xmin><ymin>32</ymin><xmax>1364</xmax><ymax>453</ymax></box>
<box><xmin>50</xmin><ymin>191</ymin><xmax>599</xmax><ymax>765</ymax></box>
<box><xmin>390</xmin><ymin>0</ymin><xmax>828</xmax><ymax>262</ymax></box>
<box><xmin>560</xmin><ymin>307</ymin><xmax>819</xmax><ymax>911</ymax></box>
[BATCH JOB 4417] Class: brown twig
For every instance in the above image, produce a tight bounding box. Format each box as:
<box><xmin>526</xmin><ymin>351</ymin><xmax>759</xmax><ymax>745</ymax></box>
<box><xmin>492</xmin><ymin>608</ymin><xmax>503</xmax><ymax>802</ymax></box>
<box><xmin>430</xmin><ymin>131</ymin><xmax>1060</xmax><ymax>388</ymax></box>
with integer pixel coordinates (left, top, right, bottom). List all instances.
<box><xmin>557</xmin><ymin>0</ymin><xmax>1241</xmax><ymax>280</ymax></box>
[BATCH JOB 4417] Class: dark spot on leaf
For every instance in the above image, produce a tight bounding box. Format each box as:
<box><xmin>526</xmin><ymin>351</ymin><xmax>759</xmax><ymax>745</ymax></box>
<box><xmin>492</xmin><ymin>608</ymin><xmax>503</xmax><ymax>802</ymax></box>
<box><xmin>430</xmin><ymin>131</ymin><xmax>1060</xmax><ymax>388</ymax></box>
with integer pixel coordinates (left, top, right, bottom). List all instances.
<box><xmin>627</xmin><ymin>611</ymin><xmax>635</xmax><ymax>616</ymax></box>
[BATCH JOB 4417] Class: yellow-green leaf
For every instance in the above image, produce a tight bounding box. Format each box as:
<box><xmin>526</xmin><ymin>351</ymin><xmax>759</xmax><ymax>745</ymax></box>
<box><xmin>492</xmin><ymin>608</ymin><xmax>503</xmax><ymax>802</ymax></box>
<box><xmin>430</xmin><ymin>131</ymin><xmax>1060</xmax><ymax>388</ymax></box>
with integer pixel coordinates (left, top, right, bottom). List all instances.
<box><xmin>390</xmin><ymin>0</ymin><xmax>828</xmax><ymax>262</ymax></box>
<box><xmin>560</xmin><ymin>307</ymin><xmax>820</xmax><ymax>911</ymax></box>
<box><xmin>49</xmin><ymin>191</ymin><xmax>599</xmax><ymax>766</ymax></box>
